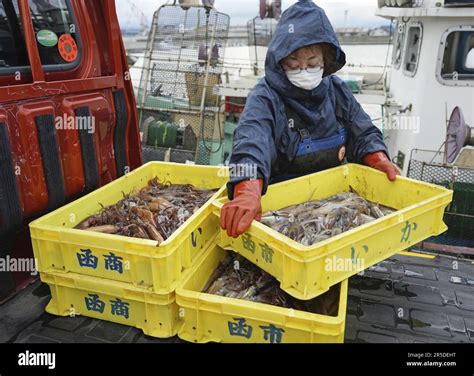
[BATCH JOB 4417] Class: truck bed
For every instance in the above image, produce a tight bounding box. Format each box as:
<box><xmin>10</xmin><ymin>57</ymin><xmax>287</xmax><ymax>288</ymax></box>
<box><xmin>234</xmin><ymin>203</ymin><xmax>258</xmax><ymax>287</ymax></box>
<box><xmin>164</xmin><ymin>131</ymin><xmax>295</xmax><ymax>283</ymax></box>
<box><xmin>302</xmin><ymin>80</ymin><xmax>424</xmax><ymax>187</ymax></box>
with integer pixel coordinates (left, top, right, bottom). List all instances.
<box><xmin>1</xmin><ymin>251</ymin><xmax>473</xmax><ymax>344</ymax></box>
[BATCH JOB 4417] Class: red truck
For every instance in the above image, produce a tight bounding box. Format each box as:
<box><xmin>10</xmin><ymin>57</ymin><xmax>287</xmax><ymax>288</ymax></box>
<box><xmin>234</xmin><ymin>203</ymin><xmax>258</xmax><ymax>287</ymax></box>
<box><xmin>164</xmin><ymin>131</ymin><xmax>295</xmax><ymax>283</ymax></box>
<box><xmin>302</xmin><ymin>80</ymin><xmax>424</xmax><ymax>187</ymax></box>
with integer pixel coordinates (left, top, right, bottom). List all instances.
<box><xmin>0</xmin><ymin>0</ymin><xmax>142</xmax><ymax>303</ymax></box>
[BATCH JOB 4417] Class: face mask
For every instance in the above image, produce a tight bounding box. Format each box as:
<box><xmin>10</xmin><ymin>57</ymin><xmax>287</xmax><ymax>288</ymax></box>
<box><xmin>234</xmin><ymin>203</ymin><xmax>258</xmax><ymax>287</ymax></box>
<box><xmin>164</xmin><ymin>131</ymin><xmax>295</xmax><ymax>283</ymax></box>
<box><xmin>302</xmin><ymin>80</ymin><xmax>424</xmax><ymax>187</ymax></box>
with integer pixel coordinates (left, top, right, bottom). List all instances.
<box><xmin>286</xmin><ymin>67</ymin><xmax>324</xmax><ymax>90</ymax></box>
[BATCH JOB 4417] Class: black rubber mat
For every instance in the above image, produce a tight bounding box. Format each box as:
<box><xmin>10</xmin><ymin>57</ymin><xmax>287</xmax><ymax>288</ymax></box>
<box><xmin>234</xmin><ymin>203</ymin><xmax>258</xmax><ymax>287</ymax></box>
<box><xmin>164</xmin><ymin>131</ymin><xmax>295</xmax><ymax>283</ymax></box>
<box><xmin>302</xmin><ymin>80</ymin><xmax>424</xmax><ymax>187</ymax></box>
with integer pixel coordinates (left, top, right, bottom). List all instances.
<box><xmin>75</xmin><ymin>107</ymin><xmax>100</xmax><ymax>194</ymax></box>
<box><xmin>36</xmin><ymin>115</ymin><xmax>66</xmax><ymax>211</ymax></box>
<box><xmin>113</xmin><ymin>90</ymin><xmax>128</xmax><ymax>177</ymax></box>
<box><xmin>0</xmin><ymin>123</ymin><xmax>22</xmax><ymax>301</ymax></box>
<box><xmin>0</xmin><ymin>123</ymin><xmax>22</xmax><ymax>237</ymax></box>
<box><xmin>346</xmin><ymin>251</ymin><xmax>474</xmax><ymax>343</ymax></box>
<box><xmin>0</xmin><ymin>237</ymin><xmax>16</xmax><ymax>303</ymax></box>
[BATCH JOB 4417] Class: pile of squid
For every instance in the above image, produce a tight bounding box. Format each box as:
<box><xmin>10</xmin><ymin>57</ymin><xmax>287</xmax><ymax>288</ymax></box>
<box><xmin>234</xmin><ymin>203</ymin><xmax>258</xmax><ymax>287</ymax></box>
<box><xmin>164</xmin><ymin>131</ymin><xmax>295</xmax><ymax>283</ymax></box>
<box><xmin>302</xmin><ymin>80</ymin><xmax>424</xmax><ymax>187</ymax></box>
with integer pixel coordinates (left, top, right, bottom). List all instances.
<box><xmin>260</xmin><ymin>189</ymin><xmax>396</xmax><ymax>246</ymax></box>
<box><xmin>75</xmin><ymin>178</ymin><xmax>216</xmax><ymax>246</ymax></box>
<box><xmin>204</xmin><ymin>253</ymin><xmax>340</xmax><ymax>316</ymax></box>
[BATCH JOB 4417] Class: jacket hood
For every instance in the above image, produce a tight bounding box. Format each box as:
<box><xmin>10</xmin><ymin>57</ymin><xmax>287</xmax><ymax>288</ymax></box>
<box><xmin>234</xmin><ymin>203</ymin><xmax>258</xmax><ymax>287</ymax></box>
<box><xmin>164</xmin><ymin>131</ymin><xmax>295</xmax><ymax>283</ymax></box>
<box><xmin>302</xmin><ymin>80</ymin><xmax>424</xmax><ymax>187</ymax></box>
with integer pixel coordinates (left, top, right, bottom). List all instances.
<box><xmin>264</xmin><ymin>0</ymin><xmax>346</xmax><ymax>99</ymax></box>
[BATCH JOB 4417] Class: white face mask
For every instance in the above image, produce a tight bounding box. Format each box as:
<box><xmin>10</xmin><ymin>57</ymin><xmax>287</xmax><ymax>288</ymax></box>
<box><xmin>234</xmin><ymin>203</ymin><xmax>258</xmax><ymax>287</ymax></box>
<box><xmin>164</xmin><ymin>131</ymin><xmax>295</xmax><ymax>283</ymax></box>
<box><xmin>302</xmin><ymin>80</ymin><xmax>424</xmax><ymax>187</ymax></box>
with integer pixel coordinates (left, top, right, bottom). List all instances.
<box><xmin>286</xmin><ymin>67</ymin><xmax>324</xmax><ymax>90</ymax></box>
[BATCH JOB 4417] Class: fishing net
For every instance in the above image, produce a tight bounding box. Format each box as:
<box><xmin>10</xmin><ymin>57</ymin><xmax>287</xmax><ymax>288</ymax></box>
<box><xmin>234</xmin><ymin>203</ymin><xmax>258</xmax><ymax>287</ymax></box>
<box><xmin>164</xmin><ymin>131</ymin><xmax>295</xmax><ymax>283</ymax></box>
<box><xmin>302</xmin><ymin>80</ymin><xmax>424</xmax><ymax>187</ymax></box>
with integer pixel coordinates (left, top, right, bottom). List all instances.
<box><xmin>408</xmin><ymin>151</ymin><xmax>474</xmax><ymax>243</ymax></box>
<box><xmin>136</xmin><ymin>4</ymin><xmax>230</xmax><ymax>164</ymax></box>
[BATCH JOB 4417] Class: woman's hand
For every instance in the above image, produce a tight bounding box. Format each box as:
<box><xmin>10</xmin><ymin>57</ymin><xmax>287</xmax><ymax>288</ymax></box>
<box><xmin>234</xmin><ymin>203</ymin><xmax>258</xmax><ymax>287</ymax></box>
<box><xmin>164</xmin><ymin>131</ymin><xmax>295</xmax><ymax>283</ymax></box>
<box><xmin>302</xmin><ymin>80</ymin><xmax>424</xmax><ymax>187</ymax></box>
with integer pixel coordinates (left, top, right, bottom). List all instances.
<box><xmin>362</xmin><ymin>151</ymin><xmax>401</xmax><ymax>181</ymax></box>
<box><xmin>221</xmin><ymin>179</ymin><xmax>263</xmax><ymax>238</ymax></box>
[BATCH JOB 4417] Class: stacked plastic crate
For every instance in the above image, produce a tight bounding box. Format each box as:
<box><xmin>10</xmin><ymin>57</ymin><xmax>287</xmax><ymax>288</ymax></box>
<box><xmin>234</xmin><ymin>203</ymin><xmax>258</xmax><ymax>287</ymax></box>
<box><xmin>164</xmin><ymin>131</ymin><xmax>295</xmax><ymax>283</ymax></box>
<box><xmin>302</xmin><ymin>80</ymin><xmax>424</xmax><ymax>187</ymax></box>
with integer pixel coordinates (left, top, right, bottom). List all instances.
<box><xmin>29</xmin><ymin>162</ymin><xmax>229</xmax><ymax>338</ymax></box>
<box><xmin>30</xmin><ymin>163</ymin><xmax>453</xmax><ymax>343</ymax></box>
<box><xmin>176</xmin><ymin>164</ymin><xmax>453</xmax><ymax>343</ymax></box>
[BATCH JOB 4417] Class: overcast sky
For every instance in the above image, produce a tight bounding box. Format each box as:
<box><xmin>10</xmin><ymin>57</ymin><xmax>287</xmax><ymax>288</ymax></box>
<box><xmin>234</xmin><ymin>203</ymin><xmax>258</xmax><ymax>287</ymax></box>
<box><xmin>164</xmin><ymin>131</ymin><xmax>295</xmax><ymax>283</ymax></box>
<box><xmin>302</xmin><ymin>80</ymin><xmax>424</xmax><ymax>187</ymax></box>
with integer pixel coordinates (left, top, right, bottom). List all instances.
<box><xmin>116</xmin><ymin>0</ymin><xmax>388</xmax><ymax>30</ymax></box>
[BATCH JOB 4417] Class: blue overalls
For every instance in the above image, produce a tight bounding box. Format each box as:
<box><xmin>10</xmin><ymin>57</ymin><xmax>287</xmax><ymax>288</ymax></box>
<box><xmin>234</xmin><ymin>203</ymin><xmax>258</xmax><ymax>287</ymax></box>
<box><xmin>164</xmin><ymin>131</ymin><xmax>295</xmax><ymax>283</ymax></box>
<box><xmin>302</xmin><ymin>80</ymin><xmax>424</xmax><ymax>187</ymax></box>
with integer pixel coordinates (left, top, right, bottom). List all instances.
<box><xmin>270</xmin><ymin>102</ymin><xmax>348</xmax><ymax>184</ymax></box>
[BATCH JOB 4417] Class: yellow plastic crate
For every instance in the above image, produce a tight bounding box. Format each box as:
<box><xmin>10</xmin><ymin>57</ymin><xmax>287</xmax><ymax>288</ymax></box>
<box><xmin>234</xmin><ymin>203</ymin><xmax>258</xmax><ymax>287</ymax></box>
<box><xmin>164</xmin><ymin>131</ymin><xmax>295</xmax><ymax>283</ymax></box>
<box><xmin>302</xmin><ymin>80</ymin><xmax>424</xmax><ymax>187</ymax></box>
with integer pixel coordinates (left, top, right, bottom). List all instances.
<box><xmin>30</xmin><ymin>162</ymin><xmax>228</xmax><ymax>294</ymax></box>
<box><xmin>212</xmin><ymin>164</ymin><xmax>453</xmax><ymax>300</ymax></box>
<box><xmin>42</xmin><ymin>271</ymin><xmax>179</xmax><ymax>338</ymax></box>
<box><xmin>176</xmin><ymin>245</ymin><xmax>348</xmax><ymax>343</ymax></box>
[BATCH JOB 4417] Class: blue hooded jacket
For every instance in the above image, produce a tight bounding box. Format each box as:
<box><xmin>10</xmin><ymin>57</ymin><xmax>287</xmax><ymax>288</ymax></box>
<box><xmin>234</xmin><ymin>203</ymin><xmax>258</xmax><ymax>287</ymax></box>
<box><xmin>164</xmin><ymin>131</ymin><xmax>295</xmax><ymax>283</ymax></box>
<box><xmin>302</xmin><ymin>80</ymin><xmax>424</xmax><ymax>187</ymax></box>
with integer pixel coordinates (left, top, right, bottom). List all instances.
<box><xmin>228</xmin><ymin>0</ymin><xmax>389</xmax><ymax>198</ymax></box>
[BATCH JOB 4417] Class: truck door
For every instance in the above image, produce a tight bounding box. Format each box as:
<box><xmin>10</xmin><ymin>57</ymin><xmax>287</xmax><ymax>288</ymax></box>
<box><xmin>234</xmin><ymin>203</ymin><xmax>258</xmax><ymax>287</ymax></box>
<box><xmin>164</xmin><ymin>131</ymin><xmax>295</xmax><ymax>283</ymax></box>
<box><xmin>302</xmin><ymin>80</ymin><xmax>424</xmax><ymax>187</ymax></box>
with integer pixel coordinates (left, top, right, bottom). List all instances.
<box><xmin>0</xmin><ymin>0</ymin><xmax>142</xmax><ymax>302</ymax></box>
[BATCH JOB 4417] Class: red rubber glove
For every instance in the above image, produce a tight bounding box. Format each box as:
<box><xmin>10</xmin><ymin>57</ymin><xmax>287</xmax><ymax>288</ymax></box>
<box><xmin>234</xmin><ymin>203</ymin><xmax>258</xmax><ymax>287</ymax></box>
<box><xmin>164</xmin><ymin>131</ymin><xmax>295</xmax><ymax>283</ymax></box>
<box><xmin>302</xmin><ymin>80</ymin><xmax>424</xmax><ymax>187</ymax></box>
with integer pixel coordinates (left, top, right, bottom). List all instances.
<box><xmin>362</xmin><ymin>151</ymin><xmax>401</xmax><ymax>182</ymax></box>
<box><xmin>221</xmin><ymin>179</ymin><xmax>263</xmax><ymax>238</ymax></box>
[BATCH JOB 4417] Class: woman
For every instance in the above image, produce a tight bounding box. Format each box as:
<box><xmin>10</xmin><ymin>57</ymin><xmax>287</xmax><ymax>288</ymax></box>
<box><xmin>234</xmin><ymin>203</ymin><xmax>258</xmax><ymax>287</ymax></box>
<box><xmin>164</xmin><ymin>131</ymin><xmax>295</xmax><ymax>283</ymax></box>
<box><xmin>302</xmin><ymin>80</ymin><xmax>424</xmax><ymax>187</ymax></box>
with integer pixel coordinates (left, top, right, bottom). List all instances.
<box><xmin>221</xmin><ymin>0</ymin><xmax>400</xmax><ymax>238</ymax></box>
